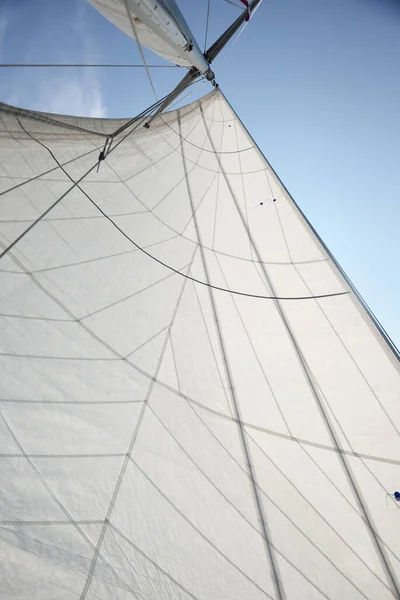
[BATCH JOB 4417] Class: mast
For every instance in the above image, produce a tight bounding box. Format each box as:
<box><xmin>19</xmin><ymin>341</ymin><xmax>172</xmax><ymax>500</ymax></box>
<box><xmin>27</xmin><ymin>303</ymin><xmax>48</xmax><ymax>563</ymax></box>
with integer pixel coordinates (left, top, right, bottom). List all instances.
<box><xmin>89</xmin><ymin>0</ymin><xmax>213</xmax><ymax>76</ymax></box>
<box><xmin>143</xmin><ymin>0</ymin><xmax>263</xmax><ymax>126</ymax></box>
<box><xmin>161</xmin><ymin>0</ymin><xmax>214</xmax><ymax>78</ymax></box>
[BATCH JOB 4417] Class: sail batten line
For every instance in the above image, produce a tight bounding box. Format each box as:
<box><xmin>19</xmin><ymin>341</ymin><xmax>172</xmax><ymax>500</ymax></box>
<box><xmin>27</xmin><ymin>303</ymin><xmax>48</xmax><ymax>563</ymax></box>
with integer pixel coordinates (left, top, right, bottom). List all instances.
<box><xmin>17</xmin><ymin>236</ymin><xmax>179</xmax><ymax>274</ymax></box>
<box><xmin>148</xmin><ymin>402</ymin><xmax>262</xmax><ymax>531</ymax></box>
<box><xmin>0</xmin><ymin>80</ymin><xmax>203</xmax><ymax>206</ymax></box>
<box><xmin>321</xmin><ymin>384</ymin><xmax>400</xmax><ymax>564</ymax></box>
<box><xmin>108</xmin><ymin>524</ymin><xmax>203</xmax><ymax>600</ymax></box>
<box><xmin>157</xmin><ymin>111</ymin><xmax>256</xmax><ymax>154</ymax></box>
<box><xmin>79</xmin><ymin>246</ymin><xmax>198</xmax><ymax>599</ymax></box>
<box><xmin>0</xmin><ymin>91</ymin><xmax>175</xmax><ymax>260</ymax></box>
<box><xmin>42</xmin><ymin>135</ymin><xmax>348</xmax><ymax>300</ymax></box>
<box><xmin>0</xmin><ymin>453</ymin><xmax>127</xmax><ymax>459</ymax></box>
<box><xmin>188</xmin><ymin>244</ymin><xmax>235</xmax><ymax>418</ymax></box>
<box><xmin>2</xmin><ymin>89</ymin><xmax>399</xmax><ymax>598</ymax></box>
<box><xmin>3</xmin><ymin>229</ymin><xmax>398</xmax><ymax>473</ymax></box>
<box><xmin>213</xmin><ymin>250</ymin><xmax>292</xmax><ymax>435</ymax></box>
<box><xmin>178</xmin><ymin>111</ymin><xmax>285</xmax><ymax>600</ymax></box>
<box><xmin>0</xmin><ymin>313</ymin><xmax>74</xmax><ymax>322</ymax></box>
<box><xmin>144</xmin><ymin>335</ymin><xmax>395</xmax><ymax>595</ymax></box>
<box><xmin>274</xmin><ymin>199</ymin><xmax>400</xmax><ymax>439</ymax></box>
<box><xmin>229</xmin><ymin>152</ymin><xmax>349</xmax><ymax>548</ymax></box>
<box><xmin>246</xmin><ymin>431</ymin><xmax>395</xmax><ymax>596</ymax></box>
<box><xmin>0</xmin><ymin>89</ymin><xmax>201</xmax><ymax>204</ymax></box>
<box><xmin>176</xmin><ymin>289</ymin><xmax>398</xmax><ymax>590</ymax></box>
<box><xmin>80</xmin><ymin>269</ymin><xmax>183</xmax><ymax>321</ymax></box>
<box><xmin>234</xmin><ymin>102</ymin><xmax>400</xmax><ymax>365</ymax></box>
<box><xmin>0</xmin><ymin>231</ymin><xmax>195</xmax><ymax>418</ymax></box>
<box><xmin>146</xmin><ymin>399</ymin><xmax>361</xmax><ymax>600</ymax></box>
<box><xmin>0</xmin><ymin>411</ymin><xmax>136</xmax><ymax>594</ymax></box>
<box><xmin>55</xmin><ymin>190</ymin><xmax>348</xmax><ymax>300</ymax></box>
<box><xmin>129</xmin><ymin>458</ymin><xmax>274</xmax><ymax>598</ymax></box>
<box><xmin>124</xmin><ymin>324</ymin><xmax>171</xmax><ymax>360</ymax></box>
<box><xmin>181</xmin><ymin>96</ymin><xmax>234</xmax><ymax>421</ymax></box>
<box><xmin>0</xmin><ymin>160</ymin><xmax>99</xmax><ymax>262</ymax></box>
<box><xmin>1</xmin><ymin>191</ymin><xmax>395</xmax><ymax>485</ymax></box>
<box><xmin>0</xmin><ymin>231</ymin><xmax>331</xmax><ymax>267</ymax></box>
<box><xmin>0</xmin><ymin>145</ymin><xmax>102</xmax><ymax>199</ymax></box>
<box><xmin>218</xmin><ymin>91</ymin><xmax>400</xmax><ymax>597</ymax></box>
<box><xmin>183</xmin><ymin>393</ymin><xmax>390</xmax><ymax>597</ymax></box>
<box><xmin>0</xmin><ymin>398</ymin><xmax>145</xmax><ymax>405</ymax></box>
<box><xmin>0</xmin><ymin>352</ymin><xmax>120</xmax><ymax>361</ymax></box>
<box><xmin>0</xmin><ymin>102</ymin><xmax>110</xmax><ymax>137</ymax></box>
<box><xmin>199</xmin><ymin>99</ymin><xmax>287</xmax><ymax>600</ymax></box>
<box><xmin>154</xmin><ymin>88</ymin><xmax>399</xmax><ymax>358</ymax></box>
<box><xmin>0</xmin><ymin>519</ymin><xmax>104</xmax><ymax>526</ymax></box>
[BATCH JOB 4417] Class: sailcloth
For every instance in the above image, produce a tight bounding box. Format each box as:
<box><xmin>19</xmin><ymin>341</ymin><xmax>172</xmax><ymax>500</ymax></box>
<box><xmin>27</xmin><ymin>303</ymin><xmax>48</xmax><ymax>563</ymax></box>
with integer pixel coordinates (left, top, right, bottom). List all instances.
<box><xmin>0</xmin><ymin>90</ymin><xmax>399</xmax><ymax>600</ymax></box>
<box><xmin>88</xmin><ymin>0</ymin><xmax>209</xmax><ymax>71</ymax></box>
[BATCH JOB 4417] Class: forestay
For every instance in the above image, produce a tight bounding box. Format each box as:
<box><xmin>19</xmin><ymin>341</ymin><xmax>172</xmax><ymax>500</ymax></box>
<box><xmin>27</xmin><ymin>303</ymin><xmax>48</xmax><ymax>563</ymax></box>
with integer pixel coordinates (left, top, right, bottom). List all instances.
<box><xmin>0</xmin><ymin>90</ymin><xmax>399</xmax><ymax>599</ymax></box>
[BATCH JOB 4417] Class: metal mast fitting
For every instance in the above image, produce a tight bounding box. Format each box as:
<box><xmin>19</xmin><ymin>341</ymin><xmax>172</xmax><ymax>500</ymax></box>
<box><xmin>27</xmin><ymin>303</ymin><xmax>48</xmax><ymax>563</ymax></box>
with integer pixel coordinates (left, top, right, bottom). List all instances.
<box><xmin>144</xmin><ymin>0</ymin><xmax>262</xmax><ymax>127</ymax></box>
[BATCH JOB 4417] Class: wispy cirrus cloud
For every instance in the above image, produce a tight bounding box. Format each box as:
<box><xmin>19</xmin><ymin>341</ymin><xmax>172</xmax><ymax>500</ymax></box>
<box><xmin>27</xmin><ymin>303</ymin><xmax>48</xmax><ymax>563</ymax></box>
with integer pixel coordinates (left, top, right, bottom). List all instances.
<box><xmin>0</xmin><ymin>12</ymin><xmax>8</xmax><ymax>60</ymax></box>
<box><xmin>0</xmin><ymin>2</ymin><xmax>11</xmax><ymax>72</ymax></box>
<box><xmin>32</xmin><ymin>74</ymin><xmax>106</xmax><ymax>117</ymax></box>
<box><xmin>0</xmin><ymin>4</ymin><xmax>13</xmax><ymax>101</ymax></box>
<box><xmin>2</xmin><ymin>0</ymin><xmax>107</xmax><ymax>118</ymax></box>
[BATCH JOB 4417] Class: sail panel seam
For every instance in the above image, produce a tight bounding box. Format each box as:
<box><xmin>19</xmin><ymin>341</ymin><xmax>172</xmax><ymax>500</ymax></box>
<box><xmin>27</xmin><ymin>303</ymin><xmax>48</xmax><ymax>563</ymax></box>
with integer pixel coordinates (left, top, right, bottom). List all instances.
<box><xmin>79</xmin><ymin>242</ymin><xmax>199</xmax><ymax>598</ymax></box>
<box><xmin>184</xmin><ymin>104</ymin><xmax>285</xmax><ymax>600</ymax></box>
<box><xmin>218</xmin><ymin>90</ymin><xmax>400</xmax><ymax>597</ymax></box>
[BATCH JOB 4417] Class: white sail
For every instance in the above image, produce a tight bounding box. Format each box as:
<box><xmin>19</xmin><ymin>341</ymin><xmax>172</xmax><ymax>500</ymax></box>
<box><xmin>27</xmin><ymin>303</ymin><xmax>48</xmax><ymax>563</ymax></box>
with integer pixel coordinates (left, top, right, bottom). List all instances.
<box><xmin>88</xmin><ymin>0</ymin><xmax>211</xmax><ymax>74</ymax></box>
<box><xmin>0</xmin><ymin>91</ymin><xmax>399</xmax><ymax>599</ymax></box>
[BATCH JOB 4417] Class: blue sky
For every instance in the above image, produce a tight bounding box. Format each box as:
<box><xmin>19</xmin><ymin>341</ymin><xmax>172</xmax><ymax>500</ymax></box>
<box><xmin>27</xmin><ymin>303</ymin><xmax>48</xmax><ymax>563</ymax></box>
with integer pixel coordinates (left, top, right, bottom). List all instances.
<box><xmin>1</xmin><ymin>0</ymin><xmax>399</xmax><ymax>347</ymax></box>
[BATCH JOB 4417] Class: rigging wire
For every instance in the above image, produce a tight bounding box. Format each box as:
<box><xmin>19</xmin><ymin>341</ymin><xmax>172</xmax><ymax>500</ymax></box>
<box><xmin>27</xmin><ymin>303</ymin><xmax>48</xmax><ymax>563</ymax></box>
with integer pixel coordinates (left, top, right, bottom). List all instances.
<box><xmin>221</xmin><ymin>0</ymin><xmax>243</xmax><ymax>8</ymax></box>
<box><xmin>218</xmin><ymin>24</ymin><xmax>246</xmax><ymax>66</ymax></box>
<box><xmin>168</xmin><ymin>87</ymin><xmax>198</xmax><ymax>111</ymax></box>
<box><xmin>2</xmin><ymin>85</ymin><xmax>349</xmax><ymax>302</ymax></box>
<box><xmin>0</xmin><ymin>63</ymin><xmax>179</xmax><ymax>68</ymax></box>
<box><xmin>0</xmin><ymin>78</ymin><xmax>203</xmax><ymax>261</ymax></box>
<box><xmin>0</xmin><ymin>85</ymin><xmax>194</xmax><ymax>261</ymax></box>
<box><xmin>218</xmin><ymin>0</ymin><xmax>263</xmax><ymax>66</ymax></box>
<box><xmin>110</xmin><ymin>77</ymin><xmax>202</xmax><ymax>138</ymax></box>
<box><xmin>0</xmin><ymin>78</ymin><xmax>202</xmax><ymax>203</ymax></box>
<box><xmin>70</xmin><ymin>191</ymin><xmax>350</xmax><ymax>302</ymax></box>
<box><xmin>0</xmin><ymin>80</ymin><xmax>202</xmax><ymax>202</ymax></box>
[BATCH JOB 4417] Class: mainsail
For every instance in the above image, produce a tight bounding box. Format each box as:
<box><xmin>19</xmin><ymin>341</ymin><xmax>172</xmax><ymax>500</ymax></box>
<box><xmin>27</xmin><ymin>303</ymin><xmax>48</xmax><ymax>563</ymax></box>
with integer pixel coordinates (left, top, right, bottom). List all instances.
<box><xmin>0</xmin><ymin>88</ymin><xmax>399</xmax><ymax>599</ymax></box>
<box><xmin>88</xmin><ymin>0</ymin><xmax>213</xmax><ymax>76</ymax></box>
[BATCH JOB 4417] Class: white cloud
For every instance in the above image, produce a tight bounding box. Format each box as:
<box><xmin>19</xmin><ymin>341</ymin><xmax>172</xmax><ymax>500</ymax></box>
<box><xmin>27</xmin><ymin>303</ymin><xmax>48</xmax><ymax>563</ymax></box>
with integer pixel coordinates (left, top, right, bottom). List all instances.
<box><xmin>0</xmin><ymin>13</ymin><xmax>7</xmax><ymax>39</ymax></box>
<box><xmin>0</xmin><ymin>6</ymin><xmax>9</xmax><ymax>62</ymax></box>
<box><xmin>0</xmin><ymin>5</ymin><xmax>13</xmax><ymax>101</ymax></box>
<box><xmin>3</xmin><ymin>0</ymin><xmax>107</xmax><ymax>118</ymax></box>
<box><xmin>32</xmin><ymin>73</ymin><xmax>106</xmax><ymax>117</ymax></box>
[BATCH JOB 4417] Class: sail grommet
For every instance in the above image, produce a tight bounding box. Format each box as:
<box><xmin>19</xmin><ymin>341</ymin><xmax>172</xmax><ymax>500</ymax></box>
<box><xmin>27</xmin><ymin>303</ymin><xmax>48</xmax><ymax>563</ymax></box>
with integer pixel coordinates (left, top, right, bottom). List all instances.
<box><xmin>386</xmin><ymin>491</ymin><xmax>400</xmax><ymax>504</ymax></box>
